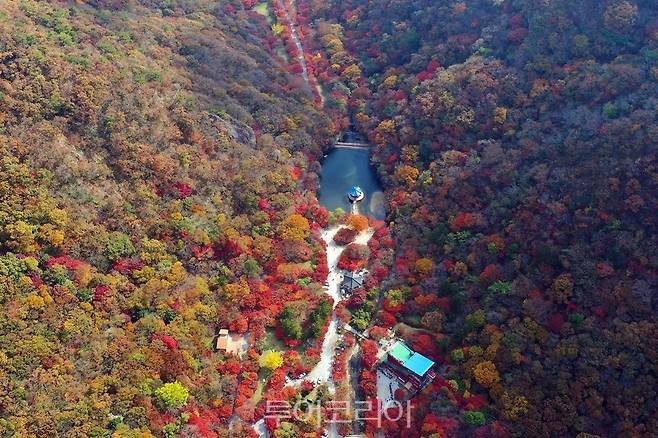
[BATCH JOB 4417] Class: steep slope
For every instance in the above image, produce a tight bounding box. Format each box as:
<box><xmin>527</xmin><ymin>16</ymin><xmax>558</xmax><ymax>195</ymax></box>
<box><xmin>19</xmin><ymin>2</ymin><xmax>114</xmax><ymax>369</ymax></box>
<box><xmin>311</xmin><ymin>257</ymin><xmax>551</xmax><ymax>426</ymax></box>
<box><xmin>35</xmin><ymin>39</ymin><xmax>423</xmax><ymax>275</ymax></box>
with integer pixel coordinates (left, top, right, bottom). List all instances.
<box><xmin>304</xmin><ymin>0</ymin><xmax>658</xmax><ymax>436</ymax></box>
<box><xmin>0</xmin><ymin>0</ymin><xmax>334</xmax><ymax>436</ymax></box>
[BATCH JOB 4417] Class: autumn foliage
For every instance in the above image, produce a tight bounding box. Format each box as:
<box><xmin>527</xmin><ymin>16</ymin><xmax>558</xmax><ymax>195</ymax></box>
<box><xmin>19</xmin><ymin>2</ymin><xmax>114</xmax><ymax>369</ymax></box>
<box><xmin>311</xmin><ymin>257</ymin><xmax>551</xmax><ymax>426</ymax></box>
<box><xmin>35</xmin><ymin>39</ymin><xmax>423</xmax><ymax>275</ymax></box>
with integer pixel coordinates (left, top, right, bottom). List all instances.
<box><xmin>1</xmin><ymin>0</ymin><xmax>657</xmax><ymax>436</ymax></box>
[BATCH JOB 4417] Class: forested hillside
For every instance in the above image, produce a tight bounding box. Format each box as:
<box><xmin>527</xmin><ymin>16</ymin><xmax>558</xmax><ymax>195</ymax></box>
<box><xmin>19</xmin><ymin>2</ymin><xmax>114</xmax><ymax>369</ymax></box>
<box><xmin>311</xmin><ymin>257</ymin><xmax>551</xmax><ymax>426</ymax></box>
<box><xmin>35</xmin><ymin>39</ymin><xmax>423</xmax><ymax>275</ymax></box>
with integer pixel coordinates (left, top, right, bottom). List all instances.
<box><xmin>0</xmin><ymin>0</ymin><xmax>337</xmax><ymax>436</ymax></box>
<box><xmin>0</xmin><ymin>0</ymin><xmax>656</xmax><ymax>437</ymax></box>
<box><xmin>302</xmin><ymin>0</ymin><xmax>658</xmax><ymax>436</ymax></box>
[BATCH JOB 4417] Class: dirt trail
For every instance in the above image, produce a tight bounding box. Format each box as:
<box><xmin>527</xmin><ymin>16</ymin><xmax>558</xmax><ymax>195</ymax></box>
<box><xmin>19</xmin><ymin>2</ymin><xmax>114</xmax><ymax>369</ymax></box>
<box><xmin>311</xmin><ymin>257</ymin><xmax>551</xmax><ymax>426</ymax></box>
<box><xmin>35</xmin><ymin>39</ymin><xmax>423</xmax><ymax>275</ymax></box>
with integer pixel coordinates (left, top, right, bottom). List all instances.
<box><xmin>277</xmin><ymin>0</ymin><xmax>310</xmax><ymax>87</ymax></box>
<box><xmin>255</xmin><ymin>223</ymin><xmax>372</xmax><ymax>438</ymax></box>
<box><xmin>287</xmin><ymin>225</ymin><xmax>373</xmax><ymax>388</ymax></box>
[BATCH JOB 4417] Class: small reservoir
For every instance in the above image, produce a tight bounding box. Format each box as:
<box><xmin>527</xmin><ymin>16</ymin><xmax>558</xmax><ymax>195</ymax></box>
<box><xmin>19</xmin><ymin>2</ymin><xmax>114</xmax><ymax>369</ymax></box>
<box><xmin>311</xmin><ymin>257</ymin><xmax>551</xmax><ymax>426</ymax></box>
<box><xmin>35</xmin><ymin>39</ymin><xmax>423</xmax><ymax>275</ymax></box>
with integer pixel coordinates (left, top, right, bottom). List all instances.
<box><xmin>318</xmin><ymin>147</ymin><xmax>385</xmax><ymax>219</ymax></box>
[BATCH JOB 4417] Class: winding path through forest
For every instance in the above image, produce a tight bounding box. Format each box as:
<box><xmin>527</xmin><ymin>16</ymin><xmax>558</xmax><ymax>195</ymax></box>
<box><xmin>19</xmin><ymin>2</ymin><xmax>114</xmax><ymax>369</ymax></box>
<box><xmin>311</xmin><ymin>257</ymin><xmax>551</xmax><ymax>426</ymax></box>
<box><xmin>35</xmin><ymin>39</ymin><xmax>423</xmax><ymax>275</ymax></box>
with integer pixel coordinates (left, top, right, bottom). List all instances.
<box><xmin>288</xmin><ymin>218</ymin><xmax>373</xmax><ymax>379</ymax></box>
<box><xmin>277</xmin><ymin>0</ymin><xmax>310</xmax><ymax>87</ymax></box>
<box><xmin>305</xmin><ymin>213</ymin><xmax>373</xmax><ymax>438</ymax></box>
<box><xmin>254</xmin><ymin>6</ymin><xmax>370</xmax><ymax>435</ymax></box>
<box><xmin>255</xmin><ymin>202</ymin><xmax>373</xmax><ymax>437</ymax></box>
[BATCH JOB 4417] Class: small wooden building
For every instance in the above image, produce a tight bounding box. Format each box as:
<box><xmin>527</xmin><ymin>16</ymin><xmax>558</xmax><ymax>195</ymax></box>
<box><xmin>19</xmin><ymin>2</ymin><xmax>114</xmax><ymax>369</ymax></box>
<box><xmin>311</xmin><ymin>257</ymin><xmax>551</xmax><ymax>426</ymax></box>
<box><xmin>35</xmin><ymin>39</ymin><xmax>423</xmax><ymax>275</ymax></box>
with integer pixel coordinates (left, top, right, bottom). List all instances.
<box><xmin>215</xmin><ymin>328</ymin><xmax>230</xmax><ymax>352</ymax></box>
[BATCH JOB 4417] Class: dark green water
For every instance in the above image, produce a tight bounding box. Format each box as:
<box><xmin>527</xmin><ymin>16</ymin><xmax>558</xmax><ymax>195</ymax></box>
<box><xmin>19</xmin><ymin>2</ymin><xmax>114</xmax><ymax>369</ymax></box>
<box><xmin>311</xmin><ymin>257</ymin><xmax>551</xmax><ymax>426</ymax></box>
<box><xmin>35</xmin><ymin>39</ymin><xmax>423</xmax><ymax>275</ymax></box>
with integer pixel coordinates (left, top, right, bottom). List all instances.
<box><xmin>318</xmin><ymin>147</ymin><xmax>385</xmax><ymax>219</ymax></box>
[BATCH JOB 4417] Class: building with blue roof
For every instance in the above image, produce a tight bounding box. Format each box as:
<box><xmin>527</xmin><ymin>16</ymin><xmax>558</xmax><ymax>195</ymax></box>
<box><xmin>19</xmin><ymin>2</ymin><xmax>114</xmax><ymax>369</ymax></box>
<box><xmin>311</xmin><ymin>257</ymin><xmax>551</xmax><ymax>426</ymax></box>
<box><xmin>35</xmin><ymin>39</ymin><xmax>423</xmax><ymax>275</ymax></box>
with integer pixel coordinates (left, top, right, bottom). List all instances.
<box><xmin>381</xmin><ymin>341</ymin><xmax>436</xmax><ymax>393</ymax></box>
<box><xmin>404</xmin><ymin>351</ymin><xmax>435</xmax><ymax>377</ymax></box>
<box><xmin>347</xmin><ymin>185</ymin><xmax>364</xmax><ymax>202</ymax></box>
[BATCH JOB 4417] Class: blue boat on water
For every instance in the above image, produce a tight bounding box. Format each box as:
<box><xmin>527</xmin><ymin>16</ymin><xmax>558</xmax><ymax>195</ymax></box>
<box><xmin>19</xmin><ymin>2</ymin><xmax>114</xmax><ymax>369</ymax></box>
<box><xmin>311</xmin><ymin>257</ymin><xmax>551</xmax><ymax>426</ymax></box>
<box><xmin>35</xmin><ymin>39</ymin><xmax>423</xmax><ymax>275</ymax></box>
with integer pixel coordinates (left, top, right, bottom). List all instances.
<box><xmin>347</xmin><ymin>185</ymin><xmax>365</xmax><ymax>202</ymax></box>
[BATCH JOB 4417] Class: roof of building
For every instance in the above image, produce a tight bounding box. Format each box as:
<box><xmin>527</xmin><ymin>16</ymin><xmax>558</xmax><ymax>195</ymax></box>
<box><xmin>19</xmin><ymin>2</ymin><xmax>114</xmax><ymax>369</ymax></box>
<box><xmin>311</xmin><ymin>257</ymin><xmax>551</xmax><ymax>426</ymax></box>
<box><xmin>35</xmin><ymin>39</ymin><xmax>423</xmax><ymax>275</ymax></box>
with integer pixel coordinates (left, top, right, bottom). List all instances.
<box><xmin>216</xmin><ymin>336</ymin><xmax>229</xmax><ymax>351</ymax></box>
<box><xmin>404</xmin><ymin>352</ymin><xmax>435</xmax><ymax>377</ymax></box>
<box><xmin>341</xmin><ymin>271</ymin><xmax>364</xmax><ymax>291</ymax></box>
<box><xmin>386</xmin><ymin>341</ymin><xmax>435</xmax><ymax>377</ymax></box>
<box><xmin>215</xmin><ymin>331</ymin><xmax>248</xmax><ymax>356</ymax></box>
<box><xmin>348</xmin><ymin>186</ymin><xmax>364</xmax><ymax>197</ymax></box>
<box><xmin>388</xmin><ymin>342</ymin><xmax>413</xmax><ymax>362</ymax></box>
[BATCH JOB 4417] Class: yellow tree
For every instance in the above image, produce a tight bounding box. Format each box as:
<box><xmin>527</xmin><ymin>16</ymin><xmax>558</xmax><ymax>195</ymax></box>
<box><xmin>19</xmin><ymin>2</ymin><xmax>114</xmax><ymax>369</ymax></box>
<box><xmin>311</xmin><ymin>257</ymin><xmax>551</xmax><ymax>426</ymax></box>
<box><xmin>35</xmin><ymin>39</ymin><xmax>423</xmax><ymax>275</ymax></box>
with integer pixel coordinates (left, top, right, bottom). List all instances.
<box><xmin>222</xmin><ymin>277</ymin><xmax>251</xmax><ymax>302</ymax></box>
<box><xmin>473</xmin><ymin>360</ymin><xmax>500</xmax><ymax>388</ymax></box>
<box><xmin>260</xmin><ymin>350</ymin><xmax>283</xmax><ymax>371</ymax></box>
<box><xmin>4</xmin><ymin>221</ymin><xmax>37</xmax><ymax>253</ymax></box>
<box><xmin>414</xmin><ymin>258</ymin><xmax>434</xmax><ymax>276</ymax></box>
<box><xmin>278</xmin><ymin>214</ymin><xmax>309</xmax><ymax>241</ymax></box>
<box><xmin>395</xmin><ymin>164</ymin><xmax>420</xmax><ymax>188</ymax></box>
<box><xmin>342</xmin><ymin>64</ymin><xmax>362</xmax><ymax>82</ymax></box>
<box><xmin>374</xmin><ymin>119</ymin><xmax>395</xmax><ymax>145</ymax></box>
<box><xmin>271</xmin><ymin>23</ymin><xmax>285</xmax><ymax>36</ymax></box>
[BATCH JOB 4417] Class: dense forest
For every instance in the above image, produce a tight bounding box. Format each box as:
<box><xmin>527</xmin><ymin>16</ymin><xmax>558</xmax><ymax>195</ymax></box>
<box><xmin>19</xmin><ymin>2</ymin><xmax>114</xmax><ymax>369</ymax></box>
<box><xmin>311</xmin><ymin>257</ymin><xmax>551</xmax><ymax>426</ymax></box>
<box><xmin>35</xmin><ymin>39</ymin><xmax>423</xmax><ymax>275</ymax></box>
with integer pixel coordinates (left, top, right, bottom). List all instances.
<box><xmin>302</xmin><ymin>0</ymin><xmax>658</xmax><ymax>436</ymax></box>
<box><xmin>0</xmin><ymin>0</ymin><xmax>656</xmax><ymax>437</ymax></box>
<box><xmin>0</xmin><ymin>0</ymin><xmax>338</xmax><ymax>436</ymax></box>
